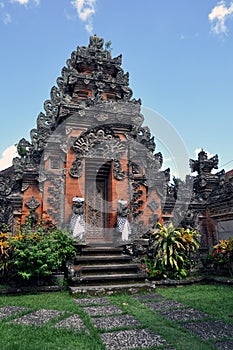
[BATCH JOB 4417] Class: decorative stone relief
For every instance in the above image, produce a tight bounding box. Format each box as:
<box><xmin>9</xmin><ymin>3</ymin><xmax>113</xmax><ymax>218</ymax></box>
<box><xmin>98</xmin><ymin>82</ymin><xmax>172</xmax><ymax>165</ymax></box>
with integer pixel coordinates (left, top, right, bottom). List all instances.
<box><xmin>147</xmin><ymin>199</ymin><xmax>159</xmax><ymax>212</ymax></box>
<box><xmin>69</xmin><ymin>127</ymin><xmax>126</xmax><ymax>179</ymax></box>
<box><xmin>113</xmin><ymin>160</ymin><xmax>126</xmax><ymax>181</ymax></box>
<box><xmin>0</xmin><ymin>198</ymin><xmax>13</xmax><ymax>228</ymax></box>
<box><xmin>45</xmin><ymin>173</ymin><xmax>65</xmax><ymax>225</ymax></box>
<box><xmin>0</xmin><ymin>176</ymin><xmax>12</xmax><ymax>196</ymax></box>
<box><xmin>25</xmin><ymin>196</ymin><xmax>40</xmax><ymax>228</ymax></box>
<box><xmin>25</xmin><ymin>196</ymin><xmax>40</xmax><ymax>211</ymax></box>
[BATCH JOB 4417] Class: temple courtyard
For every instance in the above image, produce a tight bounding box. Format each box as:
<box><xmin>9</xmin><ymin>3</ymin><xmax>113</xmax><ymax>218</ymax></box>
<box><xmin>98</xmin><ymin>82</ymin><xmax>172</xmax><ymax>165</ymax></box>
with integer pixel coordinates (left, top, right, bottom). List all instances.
<box><xmin>0</xmin><ymin>284</ymin><xmax>232</xmax><ymax>350</ymax></box>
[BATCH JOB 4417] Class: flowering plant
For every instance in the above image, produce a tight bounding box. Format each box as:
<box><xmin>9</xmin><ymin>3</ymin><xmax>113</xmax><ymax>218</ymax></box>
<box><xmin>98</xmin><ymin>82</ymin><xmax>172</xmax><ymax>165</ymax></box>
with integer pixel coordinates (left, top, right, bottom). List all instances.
<box><xmin>210</xmin><ymin>238</ymin><xmax>233</xmax><ymax>265</ymax></box>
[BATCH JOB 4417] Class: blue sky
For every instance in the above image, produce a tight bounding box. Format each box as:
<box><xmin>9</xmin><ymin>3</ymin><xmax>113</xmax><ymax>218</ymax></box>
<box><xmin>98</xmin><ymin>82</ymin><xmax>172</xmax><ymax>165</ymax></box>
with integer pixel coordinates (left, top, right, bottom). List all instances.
<box><xmin>0</xmin><ymin>0</ymin><xmax>233</xmax><ymax>178</ymax></box>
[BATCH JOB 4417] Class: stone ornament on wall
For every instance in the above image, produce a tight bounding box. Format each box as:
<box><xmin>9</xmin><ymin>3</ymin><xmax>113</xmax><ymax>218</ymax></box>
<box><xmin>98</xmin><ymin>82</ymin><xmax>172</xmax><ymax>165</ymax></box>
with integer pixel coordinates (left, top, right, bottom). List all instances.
<box><xmin>0</xmin><ymin>198</ymin><xmax>13</xmax><ymax>227</ymax></box>
<box><xmin>0</xmin><ymin>176</ymin><xmax>12</xmax><ymax>196</ymax></box>
<box><xmin>25</xmin><ymin>196</ymin><xmax>40</xmax><ymax>228</ymax></box>
<box><xmin>25</xmin><ymin>196</ymin><xmax>40</xmax><ymax>211</ymax></box>
<box><xmin>69</xmin><ymin>126</ymin><xmax>126</xmax><ymax>179</ymax></box>
<box><xmin>147</xmin><ymin>199</ymin><xmax>159</xmax><ymax>212</ymax></box>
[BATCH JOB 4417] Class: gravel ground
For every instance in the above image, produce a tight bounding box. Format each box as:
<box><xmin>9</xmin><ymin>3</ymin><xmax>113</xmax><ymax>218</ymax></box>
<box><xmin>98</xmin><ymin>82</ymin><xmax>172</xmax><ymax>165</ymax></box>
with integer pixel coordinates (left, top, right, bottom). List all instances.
<box><xmin>144</xmin><ymin>300</ymin><xmax>186</xmax><ymax>311</ymax></box>
<box><xmin>1</xmin><ymin>297</ymin><xmax>233</xmax><ymax>350</ymax></box>
<box><xmin>100</xmin><ymin>328</ymin><xmax>168</xmax><ymax>350</ymax></box>
<box><xmin>9</xmin><ymin>309</ymin><xmax>65</xmax><ymax>326</ymax></box>
<box><xmin>91</xmin><ymin>314</ymin><xmax>141</xmax><ymax>330</ymax></box>
<box><xmin>74</xmin><ymin>297</ymin><xmax>110</xmax><ymax>306</ymax></box>
<box><xmin>83</xmin><ymin>305</ymin><xmax>123</xmax><ymax>317</ymax></box>
<box><xmin>159</xmin><ymin>308</ymin><xmax>209</xmax><ymax>321</ymax></box>
<box><xmin>0</xmin><ymin>306</ymin><xmax>29</xmax><ymax>320</ymax></box>
<box><xmin>182</xmin><ymin>320</ymin><xmax>233</xmax><ymax>339</ymax></box>
<box><xmin>214</xmin><ymin>340</ymin><xmax>233</xmax><ymax>350</ymax></box>
<box><xmin>55</xmin><ymin>314</ymin><xmax>89</xmax><ymax>333</ymax></box>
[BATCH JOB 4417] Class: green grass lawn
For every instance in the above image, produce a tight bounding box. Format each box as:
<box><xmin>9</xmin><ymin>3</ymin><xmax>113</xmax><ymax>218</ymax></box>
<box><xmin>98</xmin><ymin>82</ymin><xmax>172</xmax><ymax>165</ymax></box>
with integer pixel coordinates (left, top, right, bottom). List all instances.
<box><xmin>0</xmin><ymin>284</ymin><xmax>232</xmax><ymax>350</ymax></box>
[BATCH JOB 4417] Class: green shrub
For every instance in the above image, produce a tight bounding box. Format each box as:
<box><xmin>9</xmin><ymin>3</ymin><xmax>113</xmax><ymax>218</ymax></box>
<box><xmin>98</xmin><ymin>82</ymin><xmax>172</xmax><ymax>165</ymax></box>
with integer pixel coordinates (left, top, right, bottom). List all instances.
<box><xmin>8</xmin><ymin>227</ymin><xmax>76</xmax><ymax>282</ymax></box>
<box><xmin>144</xmin><ymin>223</ymin><xmax>200</xmax><ymax>280</ymax></box>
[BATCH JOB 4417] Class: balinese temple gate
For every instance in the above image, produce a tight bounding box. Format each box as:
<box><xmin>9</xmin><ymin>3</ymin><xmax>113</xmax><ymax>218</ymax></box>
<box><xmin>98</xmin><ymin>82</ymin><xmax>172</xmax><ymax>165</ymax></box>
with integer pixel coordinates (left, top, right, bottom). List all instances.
<box><xmin>2</xmin><ymin>35</ymin><xmax>168</xmax><ymax>246</ymax></box>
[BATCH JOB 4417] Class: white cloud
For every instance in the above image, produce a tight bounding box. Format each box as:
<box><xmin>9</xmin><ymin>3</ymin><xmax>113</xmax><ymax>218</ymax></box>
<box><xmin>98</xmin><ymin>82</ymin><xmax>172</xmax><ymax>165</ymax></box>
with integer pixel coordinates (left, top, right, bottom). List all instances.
<box><xmin>194</xmin><ymin>148</ymin><xmax>214</xmax><ymax>159</ymax></box>
<box><xmin>10</xmin><ymin>0</ymin><xmax>40</xmax><ymax>5</ymax></box>
<box><xmin>71</xmin><ymin>0</ymin><xmax>96</xmax><ymax>34</ymax></box>
<box><xmin>208</xmin><ymin>1</ymin><xmax>233</xmax><ymax>35</ymax></box>
<box><xmin>2</xmin><ymin>0</ymin><xmax>40</xmax><ymax>24</ymax></box>
<box><xmin>85</xmin><ymin>22</ymin><xmax>93</xmax><ymax>33</ymax></box>
<box><xmin>0</xmin><ymin>145</ymin><xmax>18</xmax><ymax>171</ymax></box>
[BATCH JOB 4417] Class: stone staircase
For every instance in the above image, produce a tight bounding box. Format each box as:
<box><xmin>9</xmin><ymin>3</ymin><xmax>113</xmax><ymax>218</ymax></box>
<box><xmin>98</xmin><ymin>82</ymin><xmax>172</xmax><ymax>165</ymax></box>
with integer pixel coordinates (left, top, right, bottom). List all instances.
<box><xmin>68</xmin><ymin>244</ymin><xmax>153</xmax><ymax>295</ymax></box>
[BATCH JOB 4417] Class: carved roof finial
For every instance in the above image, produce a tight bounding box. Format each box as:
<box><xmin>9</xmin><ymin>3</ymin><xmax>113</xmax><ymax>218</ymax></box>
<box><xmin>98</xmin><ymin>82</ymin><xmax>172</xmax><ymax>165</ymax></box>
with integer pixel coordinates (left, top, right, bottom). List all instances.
<box><xmin>88</xmin><ymin>34</ymin><xmax>104</xmax><ymax>51</ymax></box>
<box><xmin>189</xmin><ymin>149</ymin><xmax>218</xmax><ymax>175</ymax></box>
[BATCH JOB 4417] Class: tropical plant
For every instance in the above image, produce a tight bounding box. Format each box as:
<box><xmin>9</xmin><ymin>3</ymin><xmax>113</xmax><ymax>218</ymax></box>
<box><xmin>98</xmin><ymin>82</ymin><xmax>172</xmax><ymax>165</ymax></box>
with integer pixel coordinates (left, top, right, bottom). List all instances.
<box><xmin>207</xmin><ymin>238</ymin><xmax>233</xmax><ymax>276</ymax></box>
<box><xmin>0</xmin><ymin>231</ymin><xmax>11</xmax><ymax>278</ymax></box>
<box><xmin>105</xmin><ymin>40</ymin><xmax>112</xmax><ymax>52</ymax></box>
<box><xmin>144</xmin><ymin>223</ymin><xmax>200</xmax><ymax>280</ymax></box>
<box><xmin>8</xmin><ymin>226</ymin><xmax>76</xmax><ymax>282</ymax></box>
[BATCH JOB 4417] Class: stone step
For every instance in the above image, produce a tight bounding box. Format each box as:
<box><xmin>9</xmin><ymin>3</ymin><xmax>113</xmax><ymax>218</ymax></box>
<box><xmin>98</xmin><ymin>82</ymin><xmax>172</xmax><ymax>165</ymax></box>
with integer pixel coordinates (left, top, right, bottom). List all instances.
<box><xmin>73</xmin><ymin>263</ymin><xmax>140</xmax><ymax>273</ymax></box>
<box><xmin>70</xmin><ymin>272</ymin><xmax>146</xmax><ymax>286</ymax></box>
<box><xmin>74</xmin><ymin>254</ymin><xmax>132</xmax><ymax>264</ymax></box>
<box><xmin>69</xmin><ymin>243</ymin><xmax>148</xmax><ymax>290</ymax></box>
<box><xmin>78</xmin><ymin>247</ymin><xmax>123</xmax><ymax>256</ymax></box>
<box><xmin>69</xmin><ymin>282</ymin><xmax>154</xmax><ymax>296</ymax></box>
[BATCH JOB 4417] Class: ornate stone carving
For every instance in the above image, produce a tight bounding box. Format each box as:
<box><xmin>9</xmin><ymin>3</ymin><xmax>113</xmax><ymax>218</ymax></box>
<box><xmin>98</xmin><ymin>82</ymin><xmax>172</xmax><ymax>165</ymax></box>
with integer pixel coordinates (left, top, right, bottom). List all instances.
<box><xmin>21</xmin><ymin>183</ymin><xmax>30</xmax><ymax>192</ymax></box>
<box><xmin>180</xmin><ymin>209</ymin><xmax>198</xmax><ymax>230</ymax></box>
<box><xmin>0</xmin><ymin>176</ymin><xmax>12</xmax><ymax>196</ymax></box>
<box><xmin>133</xmin><ymin>126</ymin><xmax>156</xmax><ymax>153</ymax></box>
<box><xmin>129</xmin><ymin>178</ymin><xmax>144</xmax><ymax>219</ymax></box>
<box><xmin>209</xmin><ymin>181</ymin><xmax>233</xmax><ymax>203</ymax></box>
<box><xmin>69</xmin><ymin>159</ymin><xmax>83</xmax><ymax>178</ymax></box>
<box><xmin>72</xmin><ymin>127</ymin><xmax>115</xmax><ymax>155</ymax></box>
<box><xmin>0</xmin><ymin>198</ymin><xmax>12</xmax><ymax>227</ymax></box>
<box><xmin>190</xmin><ymin>150</ymin><xmax>219</xmax><ymax>203</ymax></box>
<box><xmin>6</xmin><ymin>34</ymin><xmax>142</xmax><ymax>188</ymax></box>
<box><xmin>190</xmin><ymin>150</ymin><xmax>218</xmax><ymax>175</ymax></box>
<box><xmin>70</xmin><ymin>127</ymin><xmax>126</xmax><ymax>178</ymax></box>
<box><xmin>113</xmin><ymin>160</ymin><xmax>126</xmax><ymax>180</ymax></box>
<box><xmin>96</xmin><ymin>114</ymin><xmax>109</xmax><ymax>121</ymax></box>
<box><xmin>25</xmin><ymin>196</ymin><xmax>40</xmax><ymax>211</ymax></box>
<box><xmin>147</xmin><ymin>199</ymin><xmax>159</xmax><ymax>212</ymax></box>
<box><xmin>88</xmin><ymin>34</ymin><xmax>104</xmax><ymax>50</ymax></box>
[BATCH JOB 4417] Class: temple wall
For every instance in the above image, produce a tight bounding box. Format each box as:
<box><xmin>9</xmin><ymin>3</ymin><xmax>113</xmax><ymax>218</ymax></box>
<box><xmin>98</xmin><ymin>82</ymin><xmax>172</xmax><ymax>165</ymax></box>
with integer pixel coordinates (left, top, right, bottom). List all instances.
<box><xmin>21</xmin><ymin>185</ymin><xmax>43</xmax><ymax>225</ymax></box>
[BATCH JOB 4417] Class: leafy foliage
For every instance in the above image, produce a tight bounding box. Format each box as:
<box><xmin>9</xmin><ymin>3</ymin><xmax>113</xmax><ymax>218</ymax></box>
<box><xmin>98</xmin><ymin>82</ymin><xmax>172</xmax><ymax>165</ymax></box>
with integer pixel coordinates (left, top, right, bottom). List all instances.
<box><xmin>105</xmin><ymin>40</ymin><xmax>112</xmax><ymax>52</ymax></box>
<box><xmin>0</xmin><ymin>232</ymin><xmax>11</xmax><ymax>278</ymax></box>
<box><xmin>207</xmin><ymin>238</ymin><xmax>233</xmax><ymax>276</ymax></box>
<box><xmin>0</xmin><ymin>224</ymin><xmax>76</xmax><ymax>283</ymax></box>
<box><xmin>145</xmin><ymin>223</ymin><xmax>200</xmax><ymax>280</ymax></box>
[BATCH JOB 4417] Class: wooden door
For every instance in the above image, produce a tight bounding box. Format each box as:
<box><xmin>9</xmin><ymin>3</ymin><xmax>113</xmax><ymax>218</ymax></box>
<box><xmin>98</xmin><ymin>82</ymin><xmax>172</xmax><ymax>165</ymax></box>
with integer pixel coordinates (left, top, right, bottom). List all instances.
<box><xmin>85</xmin><ymin>159</ymin><xmax>110</xmax><ymax>243</ymax></box>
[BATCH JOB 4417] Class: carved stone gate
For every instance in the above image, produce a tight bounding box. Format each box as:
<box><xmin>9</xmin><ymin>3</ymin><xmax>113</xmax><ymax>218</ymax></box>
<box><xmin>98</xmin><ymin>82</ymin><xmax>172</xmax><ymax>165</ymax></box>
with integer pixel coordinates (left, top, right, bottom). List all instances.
<box><xmin>0</xmin><ymin>35</ymin><xmax>162</xmax><ymax>246</ymax></box>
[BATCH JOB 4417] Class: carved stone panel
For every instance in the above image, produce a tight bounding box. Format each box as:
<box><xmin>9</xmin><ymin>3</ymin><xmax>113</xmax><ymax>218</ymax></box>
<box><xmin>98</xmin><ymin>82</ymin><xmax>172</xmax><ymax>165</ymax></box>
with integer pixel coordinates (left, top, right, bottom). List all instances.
<box><xmin>25</xmin><ymin>196</ymin><xmax>40</xmax><ymax>211</ymax></box>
